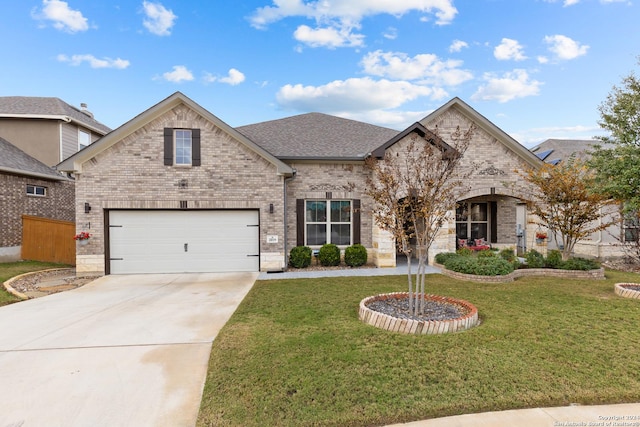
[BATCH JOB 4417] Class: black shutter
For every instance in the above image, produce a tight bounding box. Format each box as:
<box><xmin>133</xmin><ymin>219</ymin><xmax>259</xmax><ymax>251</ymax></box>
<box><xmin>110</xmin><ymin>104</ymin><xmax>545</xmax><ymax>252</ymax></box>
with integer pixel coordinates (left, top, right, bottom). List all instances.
<box><xmin>163</xmin><ymin>128</ymin><xmax>173</xmax><ymax>166</ymax></box>
<box><xmin>191</xmin><ymin>129</ymin><xmax>201</xmax><ymax>166</ymax></box>
<box><xmin>490</xmin><ymin>201</ymin><xmax>498</xmax><ymax>244</ymax></box>
<box><xmin>296</xmin><ymin>199</ymin><xmax>305</xmax><ymax>246</ymax></box>
<box><xmin>352</xmin><ymin>199</ymin><xmax>361</xmax><ymax>245</ymax></box>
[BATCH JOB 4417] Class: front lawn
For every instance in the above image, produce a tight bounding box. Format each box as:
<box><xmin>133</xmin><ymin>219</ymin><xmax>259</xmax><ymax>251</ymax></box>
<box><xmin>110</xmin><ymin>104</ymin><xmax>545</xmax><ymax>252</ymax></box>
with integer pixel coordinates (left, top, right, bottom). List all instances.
<box><xmin>197</xmin><ymin>270</ymin><xmax>640</xmax><ymax>427</ymax></box>
<box><xmin>0</xmin><ymin>261</ymin><xmax>71</xmax><ymax>306</ymax></box>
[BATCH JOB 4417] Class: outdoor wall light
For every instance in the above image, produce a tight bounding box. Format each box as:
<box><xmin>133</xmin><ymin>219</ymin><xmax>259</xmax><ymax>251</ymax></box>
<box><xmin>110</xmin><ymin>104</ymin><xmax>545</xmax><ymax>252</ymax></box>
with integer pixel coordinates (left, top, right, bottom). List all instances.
<box><xmin>269</xmin><ymin>203</ymin><xmax>274</xmax><ymax>214</ymax></box>
<box><xmin>84</xmin><ymin>202</ymin><xmax>91</xmax><ymax>213</ymax></box>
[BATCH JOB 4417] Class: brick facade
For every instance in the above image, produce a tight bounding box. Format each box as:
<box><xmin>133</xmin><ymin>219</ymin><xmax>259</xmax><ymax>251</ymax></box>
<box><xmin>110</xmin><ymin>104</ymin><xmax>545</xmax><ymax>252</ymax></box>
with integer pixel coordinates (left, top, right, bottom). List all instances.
<box><xmin>75</xmin><ymin>104</ymin><xmax>287</xmax><ymax>273</ymax></box>
<box><xmin>0</xmin><ymin>172</ymin><xmax>74</xmax><ymax>260</ymax></box>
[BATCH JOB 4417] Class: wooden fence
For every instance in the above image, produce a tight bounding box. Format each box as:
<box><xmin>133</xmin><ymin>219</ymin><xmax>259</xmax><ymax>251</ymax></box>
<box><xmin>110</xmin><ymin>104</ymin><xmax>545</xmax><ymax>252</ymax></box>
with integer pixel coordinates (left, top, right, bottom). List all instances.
<box><xmin>21</xmin><ymin>215</ymin><xmax>76</xmax><ymax>265</ymax></box>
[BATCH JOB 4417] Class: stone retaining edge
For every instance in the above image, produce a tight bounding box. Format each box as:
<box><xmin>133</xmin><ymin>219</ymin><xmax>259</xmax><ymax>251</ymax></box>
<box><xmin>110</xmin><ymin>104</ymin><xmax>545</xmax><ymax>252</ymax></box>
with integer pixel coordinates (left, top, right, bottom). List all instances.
<box><xmin>614</xmin><ymin>283</ymin><xmax>640</xmax><ymax>300</ymax></box>
<box><xmin>359</xmin><ymin>292</ymin><xmax>479</xmax><ymax>335</ymax></box>
<box><xmin>2</xmin><ymin>268</ymin><xmax>73</xmax><ymax>301</ymax></box>
<box><xmin>433</xmin><ymin>263</ymin><xmax>606</xmax><ymax>283</ymax></box>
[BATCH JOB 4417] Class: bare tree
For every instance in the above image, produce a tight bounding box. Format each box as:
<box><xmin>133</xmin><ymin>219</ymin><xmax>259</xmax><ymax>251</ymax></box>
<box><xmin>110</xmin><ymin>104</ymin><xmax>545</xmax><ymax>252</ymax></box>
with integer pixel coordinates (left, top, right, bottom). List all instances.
<box><xmin>366</xmin><ymin>125</ymin><xmax>474</xmax><ymax>316</ymax></box>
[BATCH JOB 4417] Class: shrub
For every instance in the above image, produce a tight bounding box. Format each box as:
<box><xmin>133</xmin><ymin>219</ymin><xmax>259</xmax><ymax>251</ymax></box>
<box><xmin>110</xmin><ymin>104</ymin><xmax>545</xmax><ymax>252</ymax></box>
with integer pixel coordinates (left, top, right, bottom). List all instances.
<box><xmin>289</xmin><ymin>246</ymin><xmax>312</xmax><ymax>268</ymax></box>
<box><xmin>344</xmin><ymin>244</ymin><xmax>367</xmax><ymax>267</ymax></box>
<box><xmin>444</xmin><ymin>255</ymin><xmax>514</xmax><ymax>276</ymax></box>
<box><xmin>525</xmin><ymin>250</ymin><xmax>545</xmax><ymax>268</ymax></box>
<box><xmin>318</xmin><ymin>243</ymin><xmax>341</xmax><ymax>266</ymax></box>
<box><xmin>477</xmin><ymin>249</ymin><xmax>495</xmax><ymax>258</ymax></box>
<box><xmin>435</xmin><ymin>252</ymin><xmax>459</xmax><ymax>265</ymax></box>
<box><xmin>456</xmin><ymin>247</ymin><xmax>473</xmax><ymax>257</ymax></box>
<box><xmin>545</xmin><ymin>250</ymin><xmax>563</xmax><ymax>269</ymax></box>
<box><xmin>474</xmin><ymin>257</ymin><xmax>515</xmax><ymax>276</ymax></box>
<box><xmin>499</xmin><ymin>248</ymin><xmax>517</xmax><ymax>263</ymax></box>
<box><xmin>560</xmin><ymin>257</ymin><xmax>600</xmax><ymax>271</ymax></box>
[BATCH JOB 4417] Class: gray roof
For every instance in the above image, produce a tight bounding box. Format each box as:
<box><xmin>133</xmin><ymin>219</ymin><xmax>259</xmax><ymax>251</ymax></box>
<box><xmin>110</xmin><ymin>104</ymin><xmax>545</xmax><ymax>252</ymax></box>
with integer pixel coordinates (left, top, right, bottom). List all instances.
<box><xmin>530</xmin><ymin>139</ymin><xmax>597</xmax><ymax>164</ymax></box>
<box><xmin>0</xmin><ymin>136</ymin><xmax>67</xmax><ymax>180</ymax></box>
<box><xmin>0</xmin><ymin>96</ymin><xmax>111</xmax><ymax>134</ymax></box>
<box><xmin>236</xmin><ymin>113</ymin><xmax>399</xmax><ymax>160</ymax></box>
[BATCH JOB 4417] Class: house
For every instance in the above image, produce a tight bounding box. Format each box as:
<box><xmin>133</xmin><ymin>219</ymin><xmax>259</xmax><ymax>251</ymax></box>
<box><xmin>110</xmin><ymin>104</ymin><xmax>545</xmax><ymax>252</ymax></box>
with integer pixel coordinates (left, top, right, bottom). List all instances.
<box><xmin>56</xmin><ymin>92</ymin><xmax>623</xmax><ymax>275</ymax></box>
<box><xmin>0</xmin><ymin>96</ymin><xmax>111</xmax><ymax>167</ymax></box>
<box><xmin>531</xmin><ymin>139</ymin><xmax>597</xmax><ymax>165</ymax></box>
<box><xmin>0</xmin><ymin>137</ymin><xmax>74</xmax><ymax>261</ymax></box>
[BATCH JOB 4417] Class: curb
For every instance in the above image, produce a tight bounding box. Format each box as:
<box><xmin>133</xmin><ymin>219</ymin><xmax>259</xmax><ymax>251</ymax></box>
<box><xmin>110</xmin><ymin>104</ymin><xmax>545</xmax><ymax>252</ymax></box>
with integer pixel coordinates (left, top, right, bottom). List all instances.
<box><xmin>2</xmin><ymin>268</ymin><xmax>75</xmax><ymax>300</ymax></box>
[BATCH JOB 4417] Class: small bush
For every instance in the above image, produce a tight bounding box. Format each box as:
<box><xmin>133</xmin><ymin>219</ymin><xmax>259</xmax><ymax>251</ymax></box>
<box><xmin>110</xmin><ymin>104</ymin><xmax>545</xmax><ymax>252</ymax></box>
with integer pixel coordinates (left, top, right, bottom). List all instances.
<box><xmin>525</xmin><ymin>250</ymin><xmax>545</xmax><ymax>268</ymax></box>
<box><xmin>344</xmin><ymin>244</ymin><xmax>367</xmax><ymax>267</ymax></box>
<box><xmin>477</xmin><ymin>249</ymin><xmax>495</xmax><ymax>258</ymax></box>
<box><xmin>499</xmin><ymin>248</ymin><xmax>516</xmax><ymax>263</ymax></box>
<box><xmin>474</xmin><ymin>257</ymin><xmax>515</xmax><ymax>276</ymax></box>
<box><xmin>289</xmin><ymin>246</ymin><xmax>312</xmax><ymax>268</ymax></box>
<box><xmin>560</xmin><ymin>257</ymin><xmax>600</xmax><ymax>271</ymax></box>
<box><xmin>435</xmin><ymin>252</ymin><xmax>459</xmax><ymax>265</ymax></box>
<box><xmin>444</xmin><ymin>255</ymin><xmax>514</xmax><ymax>276</ymax></box>
<box><xmin>545</xmin><ymin>250</ymin><xmax>563</xmax><ymax>269</ymax></box>
<box><xmin>456</xmin><ymin>247</ymin><xmax>473</xmax><ymax>257</ymax></box>
<box><xmin>318</xmin><ymin>243</ymin><xmax>341</xmax><ymax>266</ymax></box>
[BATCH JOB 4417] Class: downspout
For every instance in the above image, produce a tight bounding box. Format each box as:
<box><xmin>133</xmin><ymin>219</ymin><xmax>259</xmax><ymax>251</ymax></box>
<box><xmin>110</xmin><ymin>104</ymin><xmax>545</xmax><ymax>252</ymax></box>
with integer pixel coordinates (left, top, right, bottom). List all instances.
<box><xmin>283</xmin><ymin>168</ymin><xmax>297</xmax><ymax>270</ymax></box>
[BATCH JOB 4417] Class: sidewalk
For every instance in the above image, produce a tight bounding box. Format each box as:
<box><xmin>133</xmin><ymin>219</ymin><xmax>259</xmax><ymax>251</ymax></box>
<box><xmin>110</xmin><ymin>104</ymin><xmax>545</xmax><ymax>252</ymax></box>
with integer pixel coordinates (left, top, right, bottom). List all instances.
<box><xmin>385</xmin><ymin>402</ymin><xmax>640</xmax><ymax>427</ymax></box>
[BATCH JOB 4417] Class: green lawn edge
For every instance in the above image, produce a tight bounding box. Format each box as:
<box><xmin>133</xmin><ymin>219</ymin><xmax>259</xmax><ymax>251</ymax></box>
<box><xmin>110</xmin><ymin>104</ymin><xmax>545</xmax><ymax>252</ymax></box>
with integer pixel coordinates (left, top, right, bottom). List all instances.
<box><xmin>0</xmin><ymin>261</ymin><xmax>72</xmax><ymax>306</ymax></box>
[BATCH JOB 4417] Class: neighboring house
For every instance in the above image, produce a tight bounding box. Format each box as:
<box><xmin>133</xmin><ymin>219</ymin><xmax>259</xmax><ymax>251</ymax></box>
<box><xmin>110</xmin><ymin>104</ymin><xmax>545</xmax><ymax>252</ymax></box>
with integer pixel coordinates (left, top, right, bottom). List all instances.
<box><xmin>0</xmin><ymin>96</ymin><xmax>111</xmax><ymax>167</ymax></box>
<box><xmin>0</xmin><ymin>137</ymin><xmax>74</xmax><ymax>261</ymax></box>
<box><xmin>56</xmin><ymin>92</ymin><xmax>623</xmax><ymax>275</ymax></box>
<box><xmin>530</xmin><ymin>138</ymin><xmax>597</xmax><ymax>165</ymax></box>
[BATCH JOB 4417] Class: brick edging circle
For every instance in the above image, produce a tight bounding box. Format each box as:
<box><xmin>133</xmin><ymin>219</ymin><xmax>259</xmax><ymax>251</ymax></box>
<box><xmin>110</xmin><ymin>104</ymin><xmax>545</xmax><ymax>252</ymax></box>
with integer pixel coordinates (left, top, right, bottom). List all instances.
<box><xmin>359</xmin><ymin>292</ymin><xmax>479</xmax><ymax>334</ymax></box>
<box><xmin>433</xmin><ymin>263</ymin><xmax>606</xmax><ymax>283</ymax></box>
<box><xmin>2</xmin><ymin>268</ymin><xmax>73</xmax><ymax>300</ymax></box>
<box><xmin>614</xmin><ymin>283</ymin><xmax>640</xmax><ymax>300</ymax></box>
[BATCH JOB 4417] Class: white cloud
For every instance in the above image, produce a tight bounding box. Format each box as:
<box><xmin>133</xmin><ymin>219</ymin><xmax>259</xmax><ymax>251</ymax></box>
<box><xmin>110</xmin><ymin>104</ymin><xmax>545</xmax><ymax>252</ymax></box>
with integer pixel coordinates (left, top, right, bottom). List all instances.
<box><xmin>360</xmin><ymin>50</ymin><xmax>473</xmax><ymax>86</ymax></box>
<box><xmin>537</xmin><ymin>56</ymin><xmax>549</xmax><ymax>64</ymax></box>
<box><xmin>249</xmin><ymin>1</ymin><xmax>457</xmax><ymax>48</ymax></box>
<box><xmin>544</xmin><ymin>35</ymin><xmax>589</xmax><ymax>60</ymax></box>
<box><xmin>57</xmin><ymin>54</ymin><xmax>130</xmax><ymax>69</ymax></box>
<box><xmin>513</xmin><ymin>125</ymin><xmax>603</xmax><ymax>148</ymax></box>
<box><xmin>494</xmin><ymin>38</ymin><xmax>527</xmax><ymax>61</ymax></box>
<box><xmin>220</xmin><ymin>69</ymin><xmax>246</xmax><ymax>85</ymax></box>
<box><xmin>160</xmin><ymin>65</ymin><xmax>194</xmax><ymax>83</ymax></box>
<box><xmin>293</xmin><ymin>24</ymin><xmax>365</xmax><ymax>48</ymax></box>
<box><xmin>543</xmin><ymin>0</ymin><xmax>580</xmax><ymax>5</ymax></box>
<box><xmin>449</xmin><ymin>39</ymin><xmax>468</xmax><ymax>53</ymax></box>
<box><xmin>383</xmin><ymin>27</ymin><xmax>398</xmax><ymax>40</ymax></box>
<box><xmin>472</xmin><ymin>69</ymin><xmax>542</xmax><ymax>103</ymax></box>
<box><xmin>33</xmin><ymin>0</ymin><xmax>89</xmax><ymax>33</ymax></box>
<box><xmin>142</xmin><ymin>1</ymin><xmax>177</xmax><ymax>36</ymax></box>
<box><xmin>276</xmin><ymin>77</ymin><xmax>446</xmax><ymax>113</ymax></box>
<box><xmin>250</xmin><ymin>0</ymin><xmax>458</xmax><ymax>28</ymax></box>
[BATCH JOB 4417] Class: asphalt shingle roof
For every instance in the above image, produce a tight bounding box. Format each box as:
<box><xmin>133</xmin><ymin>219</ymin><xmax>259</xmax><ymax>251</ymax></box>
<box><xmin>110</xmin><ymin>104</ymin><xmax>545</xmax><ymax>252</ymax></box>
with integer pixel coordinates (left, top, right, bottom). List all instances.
<box><xmin>530</xmin><ymin>139</ymin><xmax>597</xmax><ymax>164</ymax></box>
<box><xmin>0</xmin><ymin>96</ymin><xmax>111</xmax><ymax>134</ymax></box>
<box><xmin>236</xmin><ymin>112</ymin><xmax>399</xmax><ymax>160</ymax></box>
<box><xmin>0</xmin><ymin>136</ymin><xmax>65</xmax><ymax>180</ymax></box>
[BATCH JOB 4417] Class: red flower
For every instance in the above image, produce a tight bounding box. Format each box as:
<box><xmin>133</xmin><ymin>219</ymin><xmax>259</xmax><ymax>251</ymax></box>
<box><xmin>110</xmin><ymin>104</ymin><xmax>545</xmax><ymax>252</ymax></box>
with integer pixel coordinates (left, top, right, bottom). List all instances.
<box><xmin>74</xmin><ymin>231</ymin><xmax>91</xmax><ymax>241</ymax></box>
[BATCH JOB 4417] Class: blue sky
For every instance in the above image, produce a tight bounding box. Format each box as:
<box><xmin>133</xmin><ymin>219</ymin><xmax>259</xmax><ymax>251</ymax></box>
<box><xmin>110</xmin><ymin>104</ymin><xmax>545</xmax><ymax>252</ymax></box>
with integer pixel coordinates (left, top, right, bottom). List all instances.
<box><xmin>2</xmin><ymin>0</ymin><xmax>638</xmax><ymax>147</ymax></box>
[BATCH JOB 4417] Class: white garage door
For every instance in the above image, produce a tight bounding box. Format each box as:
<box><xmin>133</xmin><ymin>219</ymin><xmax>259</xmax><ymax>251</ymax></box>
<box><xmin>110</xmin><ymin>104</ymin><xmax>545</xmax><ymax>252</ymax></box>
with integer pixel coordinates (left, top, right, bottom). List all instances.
<box><xmin>108</xmin><ymin>210</ymin><xmax>259</xmax><ymax>274</ymax></box>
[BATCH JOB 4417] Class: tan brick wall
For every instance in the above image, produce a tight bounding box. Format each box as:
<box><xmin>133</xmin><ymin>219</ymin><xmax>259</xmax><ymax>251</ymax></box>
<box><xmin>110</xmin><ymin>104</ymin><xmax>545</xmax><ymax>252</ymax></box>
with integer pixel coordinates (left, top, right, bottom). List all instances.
<box><xmin>75</xmin><ymin>104</ymin><xmax>286</xmax><ymax>273</ymax></box>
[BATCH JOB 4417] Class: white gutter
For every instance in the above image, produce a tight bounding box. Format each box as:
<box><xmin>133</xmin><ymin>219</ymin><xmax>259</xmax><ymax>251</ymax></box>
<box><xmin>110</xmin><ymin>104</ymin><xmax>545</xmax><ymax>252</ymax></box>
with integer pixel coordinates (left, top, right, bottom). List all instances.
<box><xmin>0</xmin><ymin>166</ymin><xmax>69</xmax><ymax>181</ymax></box>
<box><xmin>1</xmin><ymin>114</ymin><xmax>108</xmax><ymax>135</ymax></box>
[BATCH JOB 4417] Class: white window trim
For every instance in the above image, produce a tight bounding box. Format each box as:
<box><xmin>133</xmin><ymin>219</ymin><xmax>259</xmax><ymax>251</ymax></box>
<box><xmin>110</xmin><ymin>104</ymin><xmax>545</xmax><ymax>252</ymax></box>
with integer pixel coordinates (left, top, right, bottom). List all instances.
<box><xmin>305</xmin><ymin>200</ymin><xmax>352</xmax><ymax>246</ymax></box>
<box><xmin>174</xmin><ymin>129</ymin><xmax>193</xmax><ymax>166</ymax></box>
<box><xmin>78</xmin><ymin>129</ymin><xmax>91</xmax><ymax>151</ymax></box>
<box><xmin>26</xmin><ymin>184</ymin><xmax>47</xmax><ymax>197</ymax></box>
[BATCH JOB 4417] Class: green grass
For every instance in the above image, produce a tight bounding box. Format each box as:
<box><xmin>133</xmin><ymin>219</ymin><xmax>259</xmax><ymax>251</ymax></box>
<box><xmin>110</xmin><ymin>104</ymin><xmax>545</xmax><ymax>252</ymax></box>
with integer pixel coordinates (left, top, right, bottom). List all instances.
<box><xmin>197</xmin><ymin>270</ymin><xmax>640</xmax><ymax>427</ymax></box>
<box><xmin>0</xmin><ymin>261</ymin><xmax>71</xmax><ymax>306</ymax></box>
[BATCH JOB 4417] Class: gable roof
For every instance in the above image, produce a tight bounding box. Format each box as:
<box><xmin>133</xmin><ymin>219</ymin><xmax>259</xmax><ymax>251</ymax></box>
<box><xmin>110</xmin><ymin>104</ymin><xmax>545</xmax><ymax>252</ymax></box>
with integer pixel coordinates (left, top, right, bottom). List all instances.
<box><xmin>530</xmin><ymin>139</ymin><xmax>597</xmax><ymax>164</ymax></box>
<box><xmin>0</xmin><ymin>96</ymin><xmax>111</xmax><ymax>135</ymax></box>
<box><xmin>0</xmin><ymin>136</ymin><xmax>68</xmax><ymax>181</ymax></box>
<box><xmin>370</xmin><ymin>122</ymin><xmax>453</xmax><ymax>159</ymax></box>
<box><xmin>57</xmin><ymin>92</ymin><xmax>294</xmax><ymax>175</ymax></box>
<box><xmin>236</xmin><ymin>113</ymin><xmax>399</xmax><ymax>160</ymax></box>
<box><xmin>419</xmin><ymin>97</ymin><xmax>543</xmax><ymax>169</ymax></box>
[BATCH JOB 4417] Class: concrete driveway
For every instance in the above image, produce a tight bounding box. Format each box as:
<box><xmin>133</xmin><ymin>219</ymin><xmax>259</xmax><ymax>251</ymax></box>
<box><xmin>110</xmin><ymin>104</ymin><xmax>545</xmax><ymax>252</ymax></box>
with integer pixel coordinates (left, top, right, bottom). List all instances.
<box><xmin>0</xmin><ymin>272</ymin><xmax>257</xmax><ymax>427</ymax></box>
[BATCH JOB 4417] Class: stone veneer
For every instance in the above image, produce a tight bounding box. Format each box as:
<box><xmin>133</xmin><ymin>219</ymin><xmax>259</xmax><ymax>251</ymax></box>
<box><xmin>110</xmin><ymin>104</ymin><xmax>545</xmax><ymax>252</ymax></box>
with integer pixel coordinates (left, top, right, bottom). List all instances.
<box><xmin>359</xmin><ymin>292</ymin><xmax>479</xmax><ymax>334</ymax></box>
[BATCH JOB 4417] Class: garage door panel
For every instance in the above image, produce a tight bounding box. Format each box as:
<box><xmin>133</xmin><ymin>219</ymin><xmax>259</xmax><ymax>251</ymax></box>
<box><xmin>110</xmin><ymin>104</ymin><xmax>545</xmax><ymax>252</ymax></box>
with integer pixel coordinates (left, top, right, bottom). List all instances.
<box><xmin>109</xmin><ymin>210</ymin><xmax>259</xmax><ymax>274</ymax></box>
